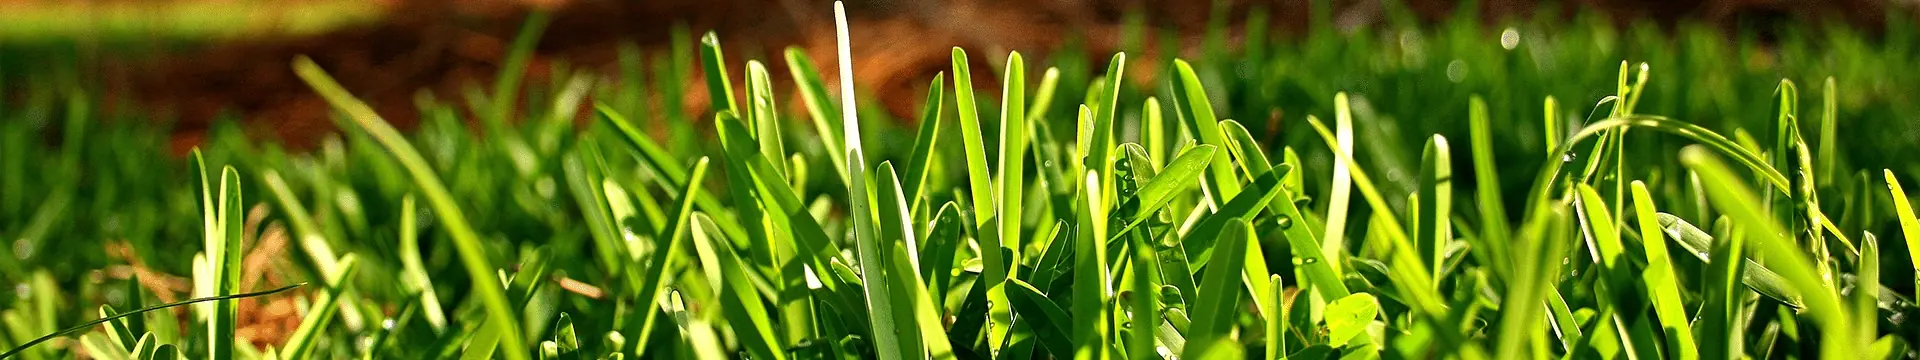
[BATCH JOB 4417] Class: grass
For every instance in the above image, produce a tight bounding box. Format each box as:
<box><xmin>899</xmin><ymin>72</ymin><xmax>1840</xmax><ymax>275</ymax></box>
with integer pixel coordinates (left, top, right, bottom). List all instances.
<box><xmin>4</xmin><ymin>0</ymin><xmax>1920</xmax><ymax>358</ymax></box>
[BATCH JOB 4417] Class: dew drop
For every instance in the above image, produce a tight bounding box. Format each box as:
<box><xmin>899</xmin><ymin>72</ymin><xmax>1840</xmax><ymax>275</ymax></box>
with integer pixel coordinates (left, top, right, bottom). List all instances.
<box><xmin>1500</xmin><ymin>28</ymin><xmax>1521</xmax><ymax>50</ymax></box>
<box><xmin>1446</xmin><ymin>60</ymin><xmax>1468</xmax><ymax>83</ymax></box>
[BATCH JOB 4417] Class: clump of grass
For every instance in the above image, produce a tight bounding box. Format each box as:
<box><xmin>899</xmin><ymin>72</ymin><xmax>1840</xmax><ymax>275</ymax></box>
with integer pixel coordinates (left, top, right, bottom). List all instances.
<box><xmin>4</xmin><ymin>1</ymin><xmax>1920</xmax><ymax>359</ymax></box>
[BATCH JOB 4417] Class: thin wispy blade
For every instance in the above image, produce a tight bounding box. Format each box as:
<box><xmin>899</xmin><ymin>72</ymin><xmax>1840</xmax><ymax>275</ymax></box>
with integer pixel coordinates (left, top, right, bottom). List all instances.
<box><xmin>835</xmin><ymin>1</ymin><xmax>862</xmax><ymax>155</ymax></box>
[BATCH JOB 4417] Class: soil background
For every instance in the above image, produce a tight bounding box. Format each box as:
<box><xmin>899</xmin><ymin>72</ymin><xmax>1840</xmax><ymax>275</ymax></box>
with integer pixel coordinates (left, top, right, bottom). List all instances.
<box><xmin>7</xmin><ymin>0</ymin><xmax>1908</xmax><ymax>150</ymax></box>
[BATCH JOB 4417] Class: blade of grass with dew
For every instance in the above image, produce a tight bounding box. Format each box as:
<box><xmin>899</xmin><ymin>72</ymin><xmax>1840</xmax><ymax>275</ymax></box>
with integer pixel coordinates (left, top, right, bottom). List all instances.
<box><xmin>282</xmin><ymin>255</ymin><xmax>361</xmax><ymax>360</ymax></box>
<box><xmin>925</xmin><ymin>203</ymin><xmax>964</xmax><ymax>314</ymax></box>
<box><xmin>903</xmin><ymin>73</ymin><xmax>946</xmax><ymax>218</ymax></box>
<box><xmin>293</xmin><ymin>57</ymin><xmax>530</xmax><ymax>360</ymax></box>
<box><xmin>1681</xmin><ymin>146</ymin><xmax>1851</xmax><ymax>358</ymax></box>
<box><xmin>1886</xmin><ymin>170</ymin><xmax>1920</xmax><ymax>291</ymax></box>
<box><xmin>1628</xmin><ymin>181</ymin><xmax>1698</xmax><ymax>359</ymax></box>
<box><xmin>1183</xmin><ymin>219</ymin><xmax>1250</xmax><ymax>359</ymax></box>
<box><xmin>1112</xmin><ymin>145</ymin><xmax>1216</xmax><ymax>237</ymax></box>
<box><xmin>689</xmin><ymin>214</ymin><xmax>786</xmax><ymax>360</ymax></box>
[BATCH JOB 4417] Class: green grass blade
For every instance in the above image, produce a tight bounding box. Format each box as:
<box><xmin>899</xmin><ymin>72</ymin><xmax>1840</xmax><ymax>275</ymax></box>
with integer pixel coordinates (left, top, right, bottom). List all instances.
<box><xmin>1466</xmin><ymin>96</ymin><xmax>1512</xmax><ymax>279</ymax></box>
<box><xmin>1112</xmin><ymin>145</ymin><xmax>1217</xmax><ymax>236</ymax></box>
<box><xmin>486</xmin><ymin>10</ymin><xmax>551</xmax><ymax>126</ymax></box>
<box><xmin>629</xmin><ymin>158</ymin><xmax>709</xmax><ymax>357</ymax></box>
<box><xmin>784</xmin><ymin>48</ymin><xmax>848</xmax><ymax>185</ymax></box>
<box><xmin>1573</xmin><ymin>184</ymin><xmax>1656</xmax><ymax>359</ymax></box>
<box><xmin>1085</xmin><ymin>53</ymin><xmax>1126</xmax><ymax>192</ymax></box>
<box><xmin>1128</xmin><ymin>229</ymin><xmax>1161</xmax><ymax>359</ymax></box>
<box><xmin>1628</xmin><ymin>182</ymin><xmax>1698</xmax><ymax>359</ymax></box>
<box><xmin>281</xmin><ymin>255</ymin><xmax>361</xmax><ymax>360</ymax></box>
<box><xmin>747</xmin><ymin>60</ymin><xmax>788</xmax><ymax>179</ymax></box>
<box><xmin>903</xmin><ymin>73</ymin><xmax>946</xmax><ymax>216</ymax></box>
<box><xmin>293</xmin><ymin>57</ymin><xmax>530</xmax><ymax>360</ymax></box>
<box><xmin>1321</xmin><ymin>96</ymin><xmax>1357</xmax><ymax>275</ymax></box>
<box><xmin>890</xmin><ymin>244</ymin><xmax>956</xmax><ymax>360</ymax></box>
<box><xmin>397</xmin><ymin>195</ymin><xmax>448</xmax><ymax>332</ymax></box>
<box><xmin>1006</xmin><ymin>279</ymin><xmax>1074</xmax><ymax>358</ymax></box>
<box><xmin>1184</xmin><ymin>219</ymin><xmax>1250</xmax><ymax>359</ymax></box>
<box><xmin>833</xmin><ymin>5</ymin><xmax>904</xmax><ymax>358</ymax></box>
<box><xmin>0</xmin><ymin>284</ymin><xmax>304</xmax><ymax>359</ymax></box>
<box><xmin>1168</xmin><ymin>59</ymin><xmax>1241</xmax><ymax>204</ymax></box>
<box><xmin>690</xmin><ymin>214</ymin><xmax>787</xmax><ymax>360</ymax></box>
<box><xmin>211</xmin><ymin>166</ymin><xmax>242</xmax><ymax>360</ymax></box>
<box><xmin>996</xmin><ymin>49</ymin><xmax>1028</xmax><ymax>280</ymax></box>
<box><xmin>1305</xmin><ymin>116</ymin><xmax>1446</xmax><ymax>319</ymax></box>
<box><xmin>699</xmin><ymin>31</ymin><xmax>738</xmax><ymax>115</ymax></box>
<box><xmin>1653</xmin><ymin>213</ymin><xmax>1805</xmax><ymax>307</ymax></box>
<box><xmin>876</xmin><ymin>162</ymin><xmax>927</xmax><ymax>357</ymax></box>
<box><xmin>1072</xmin><ymin>170</ymin><xmax>1111</xmax><ymax>358</ymax></box>
<box><xmin>1417</xmin><ymin>135</ymin><xmax>1452</xmax><ymax>283</ymax></box>
<box><xmin>1886</xmin><ymin>170</ymin><xmax>1920</xmax><ymax>292</ymax></box>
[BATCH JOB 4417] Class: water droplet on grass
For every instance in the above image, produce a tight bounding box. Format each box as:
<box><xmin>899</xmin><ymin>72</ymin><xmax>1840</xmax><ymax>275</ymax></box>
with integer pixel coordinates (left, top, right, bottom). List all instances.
<box><xmin>1500</xmin><ymin>28</ymin><xmax>1521</xmax><ymax>50</ymax></box>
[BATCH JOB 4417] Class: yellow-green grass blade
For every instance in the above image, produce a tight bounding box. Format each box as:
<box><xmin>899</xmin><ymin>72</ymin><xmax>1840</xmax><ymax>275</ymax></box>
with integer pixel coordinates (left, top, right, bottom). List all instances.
<box><xmin>714</xmin><ymin>115</ymin><xmax>864</xmax><ymax>325</ymax></box>
<box><xmin>281</xmin><ymin>255</ymin><xmax>361</xmax><ymax>360</ymax></box>
<box><xmin>1111</xmin><ymin>145</ymin><xmax>1216</xmax><ymax>237</ymax></box>
<box><xmin>903</xmin><ymin>73</ymin><xmax>946</xmax><ymax>218</ymax></box>
<box><xmin>1085</xmin><ymin>53</ymin><xmax>1126</xmax><ymax>193</ymax></box>
<box><xmin>888</xmin><ymin>245</ymin><xmax>956</xmax><ymax>360</ymax></box>
<box><xmin>1681</xmin><ymin>146</ymin><xmax>1852</xmax><ymax>358</ymax></box>
<box><xmin>210</xmin><ymin>166</ymin><xmax>243</xmax><ymax>360</ymax></box>
<box><xmin>396</xmin><ymin>195</ymin><xmax>447</xmax><ymax>331</ymax></box>
<box><xmin>1321</xmin><ymin>96</ymin><xmax>1357</xmax><ymax>277</ymax></box>
<box><xmin>699</xmin><ymin>31</ymin><xmax>738</xmax><ymax>115</ymax></box>
<box><xmin>833</xmin><ymin>4</ymin><xmax>903</xmax><ymax>358</ymax></box>
<box><xmin>709</xmin><ymin>110</ymin><xmax>775</xmax><ymax>272</ymax></box>
<box><xmin>293</xmin><ymin>57</ymin><xmax>530</xmax><ymax>360</ymax></box>
<box><xmin>1628</xmin><ymin>182</ymin><xmax>1698</xmax><ymax>359</ymax></box>
<box><xmin>689</xmin><ymin>214</ymin><xmax>787</xmax><ymax>360</ymax></box>
<box><xmin>1573</xmin><ymin>184</ymin><xmax>1659</xmax><ymax>360</ymax></box>
<box><xmin>1168</xmin><ymin>59</ymin><xmax>1241</xmax><ymax>204</ymax></box>
<box><xmin>746</xmin><ymin>60</ymin><xmax>788</xmax><ymax>180</ymax></box>
<box><xmin>784</xmin><ymin>48</ymin><xmax>848</xmax><ymax>185</ymax></box>
<box><xmin>1886</xmin><ymin>170</ymin><xmax>1920</xmax><ymax>292</ymax></box>
<box><xmin>876</xmin><ymin>162</ymin><xmax>927</xmax><ymax>357</ymax></box>
<box><xmin>1854</xmin><ymin>233</ymin><xmax>1879</xmax><ymax>345</ymax></box>
<box><xmin>1304</xmin><ymin>116</ymin><xmax>1446</xmax><ymax>320</ymax></box>
<box><xmin>594</xmin><ymin>105</ymin><xmax>747</xmax><ymax>242</ymax></box>
<box><xmin>1072</xmin><ymin>170</ymin><xmax>1111</xmax><ymax>359</ymax></box>
<box><xmin>1525</xmin><ymin>115</ymin><xmax>1785</xmax><ymax>213</ymax></box>
<box><xmin>1417</xmin><ymin>135</ymin><xmax>1452</xmax><ymax>284</ymax></box>
<box><xmin>622</xmin><ymin>157</ymin><xmax>711</xmax><ymax>358</ymax></box>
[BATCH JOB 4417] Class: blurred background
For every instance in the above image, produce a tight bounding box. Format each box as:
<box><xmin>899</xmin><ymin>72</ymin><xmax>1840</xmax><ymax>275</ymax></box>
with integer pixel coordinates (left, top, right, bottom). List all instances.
<box><xmin>1</xmin><ymin>0</ymin><xmax>1913</xmax><ymax>151</ymax></box>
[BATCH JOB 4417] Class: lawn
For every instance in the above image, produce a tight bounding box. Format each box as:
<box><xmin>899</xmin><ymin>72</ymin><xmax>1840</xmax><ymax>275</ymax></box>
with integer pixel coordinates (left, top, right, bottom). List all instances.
<box><xmin>1</xmin><ymin>1</ymin><xmax>1918</xmax><ymax>359</ymax></box>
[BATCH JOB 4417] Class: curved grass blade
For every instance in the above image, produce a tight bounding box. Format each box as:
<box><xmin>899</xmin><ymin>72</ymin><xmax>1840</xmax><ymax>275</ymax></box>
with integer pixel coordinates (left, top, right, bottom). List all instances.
<box><xmin>1111</xmin><ymin>144</ymin><xmax>1217</xmax><ymax>237</ymax></box>
<box><xmin>1466</xmin><ymin>96</ymin><xmax>1512</xmax><ymax>278</ymax></box>
<box><xmin>1168</xmin><ymin>59</ymin><xmax>1240</xmax><ymax>203</ymax></box>
<box><xmin>294</xmin><ymin>57</ymin><xmax>530</xmax><ymax>360</ymax></box>
<box><xmin>699</xmin><ymin>31</ymin><xmax>738</xmax><ymax>115</ymax></box>
<box><xmin>889</xmin><ymin>245</ymin><xmax>956</xmax><ymax>360</ymax></box>
<box><xmin>1653</xmin><ymin>213</ymin><xmax>1805</xmax><ymax>307</ymax></box>
<box><xmin>784</xmin><ymin>48</ymin><xmax>848</xmax><ymax>185</ymax></box>
<box><xmin>903</xmin><ymin>73</ymin><xmax>946</xmax><ymax>217</ymax></box>
<box><xmin>1681</xmin><ymin>146</ymin><xmax>1850</xmax><ymax>359</ymax></box>
<box><xmin>1417</xmin><ymin>135</ymin><xmax>1452</xmax><ymax>283</ymax></box>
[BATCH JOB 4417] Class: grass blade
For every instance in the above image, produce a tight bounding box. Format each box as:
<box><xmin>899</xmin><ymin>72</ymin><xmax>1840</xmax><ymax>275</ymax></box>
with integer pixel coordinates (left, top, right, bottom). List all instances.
<box><xmin>1886</xmin><ymin>170</ymin><xmax>1920</xmax><ymax>292</ymax></box>
<box><xmin>294</xmin><ymin>57</ymin><xmax>530</xmax><ymax>360</ymax></box>
<box><xmin>281</xmin><ymin>255</ymin><xmax>361</xmax><ymax>360</ymax></box>
<box><xmin>1183</xmin><ymin>219</ymin><xmax>1250</xmax><ymax>359</ymax></box>
<box><xmin>1072</xmin><ymin>170</ymin><xmax>1111</xmax><ymax>358</ymax></box>
<box><xmin>1628</xmin><ymin>182</ymin><xmax>1698</xmax><ymax>359</ymax></box>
